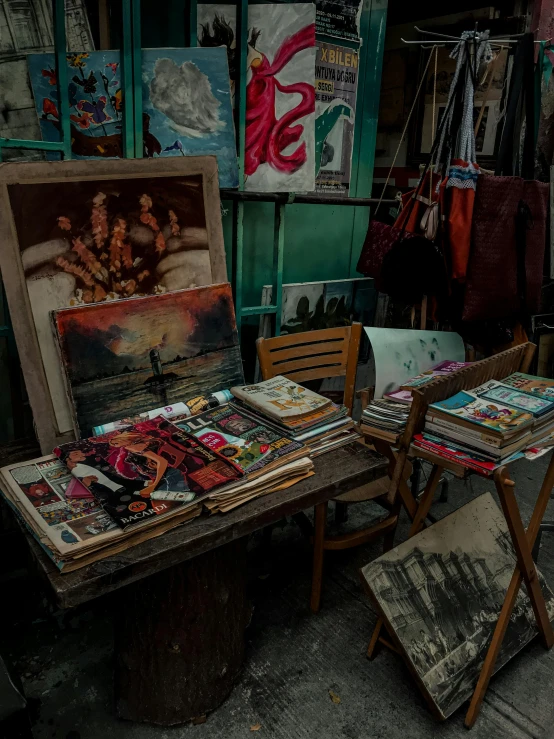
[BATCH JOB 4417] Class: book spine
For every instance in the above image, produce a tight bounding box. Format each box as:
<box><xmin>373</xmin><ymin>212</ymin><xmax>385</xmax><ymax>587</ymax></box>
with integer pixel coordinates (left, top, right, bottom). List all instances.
<box><xmin>414</xmin><ymin>440</ymin><xmax>494</xmax><ymax>476</ymax></box>
<box><xmin>424</xmin><ymin>421</ymin><xmax>503</xmax><ymax>452</ymax></box>
<box><xmin>425</xmin><ymin>414</ymin><xmax>504</xmax><ymax>446</ymax></box>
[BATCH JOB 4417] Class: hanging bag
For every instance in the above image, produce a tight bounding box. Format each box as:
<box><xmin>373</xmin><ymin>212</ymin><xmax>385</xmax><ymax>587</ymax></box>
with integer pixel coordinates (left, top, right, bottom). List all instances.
<box><xmin>356</xmin><ymin>50</ymin><xmax>434</xmax><ymax>284</ymax></box>
<box><xmin>463</xmin><ymin>34</ymin><xmax>548</xmax><ymax>326</ymax></box>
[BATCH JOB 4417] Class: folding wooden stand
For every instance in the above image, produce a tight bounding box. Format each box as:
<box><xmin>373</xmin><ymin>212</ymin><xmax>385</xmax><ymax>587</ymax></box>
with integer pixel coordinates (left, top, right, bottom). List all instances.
<box><xmin>362</xmin><ymin>342</ymin><xmax>554</xmax><ymax>726</ymax></box>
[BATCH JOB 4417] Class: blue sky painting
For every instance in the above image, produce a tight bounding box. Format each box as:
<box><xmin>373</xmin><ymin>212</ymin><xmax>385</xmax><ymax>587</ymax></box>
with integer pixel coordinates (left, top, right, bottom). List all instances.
<box><xmin>27</xmin><ymin>47</ymin><xmax>238</xmax><ymax>188</ymax></box>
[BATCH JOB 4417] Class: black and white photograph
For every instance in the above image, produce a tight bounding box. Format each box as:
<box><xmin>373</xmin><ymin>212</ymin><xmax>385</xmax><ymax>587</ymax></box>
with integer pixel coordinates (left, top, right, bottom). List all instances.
<box><xmin>362</xmin><ymin>493</ymin><xmax>554</xmax><ymax>719</ymax></box>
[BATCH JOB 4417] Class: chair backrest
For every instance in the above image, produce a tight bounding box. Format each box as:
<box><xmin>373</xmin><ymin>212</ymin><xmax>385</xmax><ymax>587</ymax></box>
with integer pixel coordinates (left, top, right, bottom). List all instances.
<box><xmin>399</xmin><ymin>341</ymin><xmax>537</xmax><ymax>452</ymax></box>
<box><xmin>256</xmin><ymin>323</ymin><xmax>362</xmax><ymax>415</ymax></box>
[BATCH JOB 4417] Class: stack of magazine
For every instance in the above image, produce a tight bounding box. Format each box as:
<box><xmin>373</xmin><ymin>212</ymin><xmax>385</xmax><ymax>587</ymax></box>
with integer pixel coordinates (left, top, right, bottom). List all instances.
<box><xmin>229</xmin><ymin>375</ymin><xmax>360</xmax><ymax>455</ymax></box>
<box><xmin>414</xmin><ymin>373</ymin><xmax>554</xmax><ymax>475</ymax></box>
<box><xmin>360</xmin><ymin>399</ymin><xmax>410</xmax><ymax>442</ymax></box>
<box><xmin>0</xmin><ymin>413</ymin><xmax>313</xmax><ymax>572</ymax></box>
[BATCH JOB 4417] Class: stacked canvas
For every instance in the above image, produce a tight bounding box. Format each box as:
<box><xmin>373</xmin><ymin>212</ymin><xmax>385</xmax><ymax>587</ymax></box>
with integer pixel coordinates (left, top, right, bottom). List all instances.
<box><xmin>414</xmin><ymin>373</ymin><xmax>554</xmax><ymax>475</ymax></box>
<box><xmin>230</xmin><ymin>376</ymin><xmax>360</xmax><ymax>455</ymax></box>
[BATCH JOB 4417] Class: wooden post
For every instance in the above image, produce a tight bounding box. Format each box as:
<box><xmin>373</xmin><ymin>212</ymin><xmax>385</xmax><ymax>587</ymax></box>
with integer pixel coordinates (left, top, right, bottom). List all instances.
<box><xmin>114</xmin><ymin>539</ymin><xmax>249</xmax><ymax>725</ymax></box>
<box><xmin>310</xmin><ymin>501</ymin><xmax>328</xmax><ymax>613</ymax></box>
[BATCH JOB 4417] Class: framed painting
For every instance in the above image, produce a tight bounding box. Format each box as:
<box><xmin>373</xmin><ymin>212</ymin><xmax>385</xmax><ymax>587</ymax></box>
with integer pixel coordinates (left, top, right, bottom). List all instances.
<box><xmin>52</xmin><ymin>283</ymin><xmax>244</xmax><ymax>438</ymax></box>
<box><xmin>361</xmin><ymin>493</ymin><xmax>554</xmax><ymax>720</ymax></box>
<box><xmin>0</xmin><ymin>158</ymin><xmax>227</xmax><ymax>453</ymax></box>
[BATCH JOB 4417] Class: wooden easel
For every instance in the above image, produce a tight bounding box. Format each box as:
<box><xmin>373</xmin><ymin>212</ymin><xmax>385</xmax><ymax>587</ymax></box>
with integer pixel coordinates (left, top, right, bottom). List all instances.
<box><xmin>363</xmin><ymin>342</ymin><xmax>554</xmax><ymax>726</ymax></box>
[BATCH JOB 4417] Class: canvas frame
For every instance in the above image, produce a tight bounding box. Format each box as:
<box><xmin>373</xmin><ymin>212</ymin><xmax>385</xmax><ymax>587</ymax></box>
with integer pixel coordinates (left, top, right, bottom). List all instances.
<box><xmin>0</xmin><ymin>157</ymin><xmax>227</xmax><ymax>454</ymax></box>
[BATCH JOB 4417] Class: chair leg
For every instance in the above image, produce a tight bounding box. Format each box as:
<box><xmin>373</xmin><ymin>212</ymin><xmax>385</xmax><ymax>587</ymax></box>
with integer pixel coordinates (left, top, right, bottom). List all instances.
<box><xmin>334</xmin><ymin>501</ymin><xmax>349</xmax><ymax>525</ymax></box>
<box><xmin>310</xmin><ymin>501</ymin><xmax>328</xmax><ymax>614</ymax></box>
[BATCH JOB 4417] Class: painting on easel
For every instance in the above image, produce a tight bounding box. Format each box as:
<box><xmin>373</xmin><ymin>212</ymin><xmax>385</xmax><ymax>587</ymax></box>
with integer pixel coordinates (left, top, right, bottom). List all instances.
<box><xmin>361</xmin><ymin>493</ymin><xmax>554</xmax><ymax>720</ymax></box>
<box><xmin>53</xmin><ymin>284</ymin><xmax>244</xmax><ymax>438</ymax></box>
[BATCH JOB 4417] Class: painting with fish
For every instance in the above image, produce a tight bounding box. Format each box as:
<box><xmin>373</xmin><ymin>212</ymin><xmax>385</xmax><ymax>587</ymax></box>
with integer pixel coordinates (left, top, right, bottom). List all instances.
<box><xmin>0</xmin><ymin>158</ymin><xmax>226</xmax><ymax>453</ymax></box>
<box><xmin>52</xmin><ymin>283</ymin><xmax>244</xmax><ymax>438</ymax></box>
<box><xmin>28</xmin><ymin>48</ymin><xmax>238</xmax><ymax>187</ymax></box>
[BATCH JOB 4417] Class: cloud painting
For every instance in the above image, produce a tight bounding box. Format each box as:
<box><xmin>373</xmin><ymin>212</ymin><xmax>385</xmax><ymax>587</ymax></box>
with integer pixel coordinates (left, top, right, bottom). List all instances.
<box><xmin>149</xmin><ymin>58</ymin><xmax>224</xmax><ymax>137</ymax></box>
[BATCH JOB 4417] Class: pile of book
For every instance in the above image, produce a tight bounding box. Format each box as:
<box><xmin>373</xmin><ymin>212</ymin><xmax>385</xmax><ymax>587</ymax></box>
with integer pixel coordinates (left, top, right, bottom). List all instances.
<box><xmin>359</xmin><ymin>360</ymin><xmax>473</xmax><ymax>442</ymax></box>
<box><xmin>229</xmin><ymin>375</ymin><xmax>360</xmax><ymax>456</ymax></box>
<box><xmin>414</xmin><ymin>372</ymin><xmax>554</xmax><ymax>476</ymax></box>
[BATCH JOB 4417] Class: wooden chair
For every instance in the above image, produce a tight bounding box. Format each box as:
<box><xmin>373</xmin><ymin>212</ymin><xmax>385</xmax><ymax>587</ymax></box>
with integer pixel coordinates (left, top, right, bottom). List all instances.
<box><xmin>364</xmin><ymin>342</ymin><xmax>551</xmax><ymax>728</ymax></box>
<box><xmin>256</xmin><ymin>323</ymin><xmax>398</xmax><ymax>613</ymax></box>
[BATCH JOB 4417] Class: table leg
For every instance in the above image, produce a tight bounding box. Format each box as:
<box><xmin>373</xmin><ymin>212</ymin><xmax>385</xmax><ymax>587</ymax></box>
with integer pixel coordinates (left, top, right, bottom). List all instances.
<box><xmin>465</xmin><ymin>453</ymin><xmax>554</xmax><ymax>728</ymax></box>
<box><xmin>114</xmin><ymin>538</ymin><xmax>249</xmax><ymax>726</ymax></box>
<box><xmin>310</xmin><ymin>501</ymin><xmax>328</xmax><ymax>614</ymax></box>
<box><xmin>367</xmin><ymin>464</ymin><xmax>443</xmax><ymax>659</ymax></box>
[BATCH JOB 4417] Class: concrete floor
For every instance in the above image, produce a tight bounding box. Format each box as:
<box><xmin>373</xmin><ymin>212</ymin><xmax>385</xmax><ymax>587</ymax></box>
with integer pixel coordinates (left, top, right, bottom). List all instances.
<box><xmin>4</xmin><ymin>454</ymin><xmax>554</xmax><ymax>739</ymax></box>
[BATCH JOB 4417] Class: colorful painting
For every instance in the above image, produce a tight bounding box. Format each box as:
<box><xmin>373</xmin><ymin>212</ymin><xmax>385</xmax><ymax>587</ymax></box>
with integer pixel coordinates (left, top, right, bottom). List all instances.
<box><xmin>198</xmin><ymin>3</ymin><xmax>316</xmax><ymax>191</ymax></box>
<box><xmin>53</xmin><ymin>284</ymin><xmax>244</xmax><ymax>437</ymax></box>
<box><xmin>28</xmin><ymin>48</ymin><xmax>238</xmax><ymax>187</ymax></box>
<box><xmin>361</xmin><ymin>493</ymin><xmax>554</xmax><ymax>719</ymax></box>
<box><xmin>28</xmin><ymin>51</ymin><xmax>125</xmax><ymax>159</ymax></box>
<box><xmin>0</xmin><ymin>0</ymin><xmax>93</xmax><ymax>163</ymax></box>
<box><xmin>245</xmin><ymin>3</ymin><xmax>316</xmax><ymax>192</ymax></box>
<box><xmin>1</xmin><ymin>160</ymin><xmax>226</xmax><ymax>440</ymax></box>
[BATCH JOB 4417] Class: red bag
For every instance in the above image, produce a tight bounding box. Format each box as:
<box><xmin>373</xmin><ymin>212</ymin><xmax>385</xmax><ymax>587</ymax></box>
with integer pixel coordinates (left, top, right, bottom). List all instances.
<box><xmin>463</xmin><ymin>176</ymin><xmax>548</xmax><ymax>321</ymax></box>
<box><xmin>356</xmin><ymin>221</ymin><xmax>414</xmax><ymax>289</ymax></box>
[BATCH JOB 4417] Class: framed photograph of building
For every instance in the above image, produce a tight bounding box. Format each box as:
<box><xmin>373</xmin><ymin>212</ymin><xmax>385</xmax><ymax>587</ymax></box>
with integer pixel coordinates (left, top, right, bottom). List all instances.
<box><xmin>361</xmin><ymin>493</ymin><xmax>554</xmax><ymax>720</ymax></box>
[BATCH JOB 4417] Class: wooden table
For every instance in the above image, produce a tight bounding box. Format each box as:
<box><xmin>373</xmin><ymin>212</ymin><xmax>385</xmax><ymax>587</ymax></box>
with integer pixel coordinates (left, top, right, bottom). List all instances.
<box><xmin>22</xmin><ymin>443</ymin><xmax>387</xmax><ymax>727</ymax></box>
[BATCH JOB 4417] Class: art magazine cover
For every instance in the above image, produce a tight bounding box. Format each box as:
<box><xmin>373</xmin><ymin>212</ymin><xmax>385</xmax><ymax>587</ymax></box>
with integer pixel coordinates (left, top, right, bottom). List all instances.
<box><xmin>55</xmin><ymin>417</ymin><xmax>244</xmax><ymax>529</ymax></box>
<box><xmin>174</xmin><ymin>404</ymin><xmax>305</xmax><ymax>475</ymax></box>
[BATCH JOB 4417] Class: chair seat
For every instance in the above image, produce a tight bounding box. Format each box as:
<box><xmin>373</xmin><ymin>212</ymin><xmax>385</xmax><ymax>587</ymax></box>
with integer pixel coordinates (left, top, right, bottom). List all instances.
<box><xmin>333</xmin><ymin>458</ymin><xmax>413</xmax><ymax>504</ymax></box>
<box><xmin>334</xmin><ymin>476</ymin><xmax>390</xmax><ymax>503</ymax></box>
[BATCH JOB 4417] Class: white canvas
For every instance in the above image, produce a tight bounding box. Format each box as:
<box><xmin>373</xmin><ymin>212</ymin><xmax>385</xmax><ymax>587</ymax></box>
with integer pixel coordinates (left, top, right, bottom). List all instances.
<box><xmin>363</xmin><ymin>327</ymin><xmax>465</xmax><ymax>399</ymax></box>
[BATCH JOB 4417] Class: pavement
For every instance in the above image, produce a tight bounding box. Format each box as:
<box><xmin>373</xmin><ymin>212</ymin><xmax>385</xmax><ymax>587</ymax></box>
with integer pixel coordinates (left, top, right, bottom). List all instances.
<box><xmin>3</xmin><ymin>454</ymin><xmax>554</xmax><ymax>739</ymax></box>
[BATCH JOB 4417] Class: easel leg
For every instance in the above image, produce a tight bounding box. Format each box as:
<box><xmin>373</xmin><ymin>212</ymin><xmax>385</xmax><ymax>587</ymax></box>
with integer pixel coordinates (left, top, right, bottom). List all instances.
<box><xmin>310</xmin><ymin>501</ymin><xmax>328</xmax><ymax>614</ymax></box>
<box><xmin>495</xmin><ymin>469</ymin><xmax>554</xmax><ymax>648</ymax></box>
<box><xmin>465</xmin><ymin>453</ymin><xmax>554</xmax><ymax>728</ymax></box>
<box><xmin>367</xmin><ymin>464</ymin><xmax>443</xmax><ymax>658</ymax></box>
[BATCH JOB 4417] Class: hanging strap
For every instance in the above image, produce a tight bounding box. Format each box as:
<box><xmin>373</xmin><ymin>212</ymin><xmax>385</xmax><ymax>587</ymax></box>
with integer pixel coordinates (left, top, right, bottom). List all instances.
<box><xmin>373</xmin><ymin>49</ymin><xmax>434</xmax><ymax>216</ymax></box>
<box><xmin>495</xmin><ymin>33</ymin><xmax>535</xmax><ymax>179</ymax></box>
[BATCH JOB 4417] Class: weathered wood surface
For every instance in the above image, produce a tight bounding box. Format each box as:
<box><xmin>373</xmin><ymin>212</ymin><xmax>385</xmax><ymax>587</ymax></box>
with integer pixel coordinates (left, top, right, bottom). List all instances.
<box><xmin>26</xmin><ymin>443</ymin><xmax>387</xmax><ymax>609</ymax></box>
<box><xmin>115</xmin><ymin>539</ymin><xmax>249</xmax><ymax>725</ymax></box>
